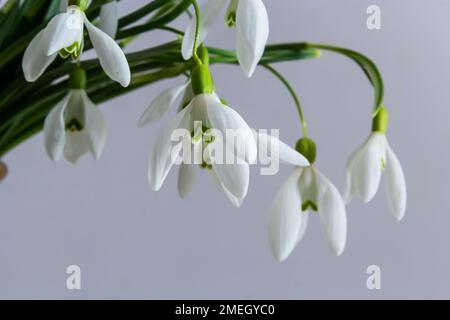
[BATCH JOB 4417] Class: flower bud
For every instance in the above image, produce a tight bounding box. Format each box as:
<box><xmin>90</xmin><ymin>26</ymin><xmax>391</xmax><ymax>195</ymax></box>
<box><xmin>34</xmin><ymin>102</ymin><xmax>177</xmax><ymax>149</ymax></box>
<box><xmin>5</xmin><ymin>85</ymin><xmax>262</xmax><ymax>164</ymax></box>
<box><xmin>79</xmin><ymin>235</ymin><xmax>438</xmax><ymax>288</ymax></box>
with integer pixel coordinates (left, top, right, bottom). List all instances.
<box><xmin>191</xmin><ymin>64</ymin><xmax>214</xmax><ymax>95</ymax></box>
<box><xmin>295</xmin><ymin>137</ymin><xmax>317</xmax><ymax>164</ymax></box>
<box><xmin>372</xmin><ymin>106</ymin><xmax>389</xmax><ymax>133</ymax></box>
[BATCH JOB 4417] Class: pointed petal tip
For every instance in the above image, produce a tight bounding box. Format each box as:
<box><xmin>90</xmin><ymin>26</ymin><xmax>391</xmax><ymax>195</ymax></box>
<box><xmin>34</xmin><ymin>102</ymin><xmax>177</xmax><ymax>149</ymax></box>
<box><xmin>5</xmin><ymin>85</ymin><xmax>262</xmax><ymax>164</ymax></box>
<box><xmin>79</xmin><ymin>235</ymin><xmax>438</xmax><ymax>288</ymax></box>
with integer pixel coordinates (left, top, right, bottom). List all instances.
<box><xmin>394</xmin><ymin>209</ymin><xmax>406</xmax><ymax>222</ymax></box>
<box><xmin>242</xmin><ymin>64</ymin><xmax>257</xmax><ymax>78</ymax></box>
<box><xmin>334</xmin><ymin>248</ymin><xmax>344</xmax><ymax>257</ymax></box>
<box><xmin>150</xmin><ymin>182</ymin><xmax>162</xmax><ymax>192</ymax></box>
<box><xmin>273</xmin><ymin>253</ymin><xmax>287</xmax><ymax>263</ymax></box>
<box><xmin>269</xmin><ymin>245</ymin><xmax>289</xmax><ymax>263</ymax></box>
<box><xmin>232</xmin><ymin>198</ymin><xmax>244</xmax><ymax>208</ymax></box>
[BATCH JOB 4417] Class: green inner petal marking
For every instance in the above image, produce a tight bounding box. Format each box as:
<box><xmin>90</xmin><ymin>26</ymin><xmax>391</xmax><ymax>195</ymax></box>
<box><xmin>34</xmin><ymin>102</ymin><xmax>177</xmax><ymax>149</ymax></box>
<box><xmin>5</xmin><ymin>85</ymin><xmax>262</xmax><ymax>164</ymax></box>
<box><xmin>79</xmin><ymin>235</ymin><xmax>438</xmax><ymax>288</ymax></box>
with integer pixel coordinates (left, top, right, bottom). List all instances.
<box><xmin>302</xmin><ymin>200</ymin><xmax>318</xmax><ymax>212</ymax></box>
<box><xmin>59</xmin><ymin>42</ymin><xmax>81</xmax><ymax>60</ymax></box>
<box><xmin>200</xmin><ymin>163</ymin><xmax>212</xmax><ymax>170</ymax></box>
<box><xmin>226</xmin><ymin>12</ymin><xmax>236</xmax><ymax>27</ymax></box>
<box><xmin>381</xmin><ymin>157</ymin><xmax>386</xmax><ymax>170</ymax></box>
<box><xmin>65</xmin><ymin>118</ymin><xmax>84</xmax><ymax>132</ymax></box>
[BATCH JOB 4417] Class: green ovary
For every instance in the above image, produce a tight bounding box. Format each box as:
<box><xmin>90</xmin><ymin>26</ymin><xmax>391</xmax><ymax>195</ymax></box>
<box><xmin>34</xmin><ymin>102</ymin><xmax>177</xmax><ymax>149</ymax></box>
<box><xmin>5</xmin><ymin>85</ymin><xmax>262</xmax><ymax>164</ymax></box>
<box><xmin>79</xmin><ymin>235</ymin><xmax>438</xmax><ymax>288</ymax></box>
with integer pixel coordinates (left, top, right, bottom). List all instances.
<box><xmin>59</xmin><ymin>42</ymin><xmax>82</xmax><ymax>60</ymax></box>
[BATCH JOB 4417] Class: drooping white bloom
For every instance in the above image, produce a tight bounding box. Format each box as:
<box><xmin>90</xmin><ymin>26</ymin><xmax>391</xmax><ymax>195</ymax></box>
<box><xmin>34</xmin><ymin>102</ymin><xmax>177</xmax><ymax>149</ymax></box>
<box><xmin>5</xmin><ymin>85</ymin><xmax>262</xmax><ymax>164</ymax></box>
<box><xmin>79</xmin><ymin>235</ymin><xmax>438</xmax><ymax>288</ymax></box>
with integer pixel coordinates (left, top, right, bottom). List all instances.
<box><xmin>44</xmin><ymin>89</ymin><xmax>106</xmax><ymax>164</ymax></box>
<box><xmin>23</xmin><ymin>4</ymin><xmax>130</xmax><ymax>86</ymax></box>
<box><xmin>269</xmin><ymin>160</ymin><xmax>347</xmax><ymax>261</ymax></box>
<box><xmin>182</xmin><ymin>0</ymin><xmax>269</xmax><ymax>77</ymax></box>
<box><xmin>344</xmin><ymin>132</ymin><xmax>407</xmax><ymax>221</ymax></box>
<box><xmin>143</xmin><ymin>92</ymin><xmax>257</xmax><ymax>206</ymax></box>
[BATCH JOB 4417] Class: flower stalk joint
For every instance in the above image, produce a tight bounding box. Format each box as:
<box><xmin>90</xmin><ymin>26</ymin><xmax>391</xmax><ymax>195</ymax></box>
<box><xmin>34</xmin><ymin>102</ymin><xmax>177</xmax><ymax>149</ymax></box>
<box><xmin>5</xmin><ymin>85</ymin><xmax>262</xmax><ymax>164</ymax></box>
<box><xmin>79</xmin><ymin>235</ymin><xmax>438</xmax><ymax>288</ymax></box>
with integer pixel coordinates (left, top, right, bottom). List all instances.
<box><xmin>191</xmin><ymin>64</ymin><xmax>214</xmax><ymax>95</ymax></box>
<box><xmin>372</xmin><ymin>106</ymin><xmax>389</xmax><ymax>134</ymax></box>
<box><xmin>295</xmin><ymin>137</ymin><xmax>317</xmax><ymax>164</ymax></box>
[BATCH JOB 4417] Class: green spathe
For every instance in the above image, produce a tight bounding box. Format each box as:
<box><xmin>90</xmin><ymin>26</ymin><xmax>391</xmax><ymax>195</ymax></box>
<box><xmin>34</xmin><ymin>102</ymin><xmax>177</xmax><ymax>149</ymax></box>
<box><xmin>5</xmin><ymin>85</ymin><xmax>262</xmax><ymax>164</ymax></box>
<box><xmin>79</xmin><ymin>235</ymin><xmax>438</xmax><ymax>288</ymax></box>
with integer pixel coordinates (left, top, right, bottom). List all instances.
<box><xmin>295</xmin><ymin>137</ymin><xmax>317</xmax><ymax>164</ymax></box>
<box><xmin>197</xmin><ymin>45</ymin><xmax>210</xmax><ymax>66</ymax></box>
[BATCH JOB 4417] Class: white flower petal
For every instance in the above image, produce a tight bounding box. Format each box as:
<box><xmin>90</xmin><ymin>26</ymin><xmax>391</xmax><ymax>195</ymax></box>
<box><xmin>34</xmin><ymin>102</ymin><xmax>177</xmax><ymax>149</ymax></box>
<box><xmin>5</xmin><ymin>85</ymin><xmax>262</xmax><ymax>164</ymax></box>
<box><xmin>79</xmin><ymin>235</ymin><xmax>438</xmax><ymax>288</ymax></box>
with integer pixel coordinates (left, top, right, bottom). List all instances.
<box><xmin>296</xmin><ymin>210</ymin><xmax>309</xmax><ymax>247</ymax></box>
<box><xmin>205</xmin><ymin>96</ymin><xmax>257</xmax><ymax>164</ymax></box>
<box><xmin>22</xmin><ymin>29</ymin><xmax>58</xmax><ymax>82</ymax></box>
<box><xmin>181</xmin><ymin>0</ymin><xmax>228</xmax><ymax>60</ymax></box>
<box><xmin>148</xmin><ymin>106</ymin><xmax>191</xmax><ymax>191</ymax></box>
<box><xmin>99</xmin><ymin>0</ymin><xmax>118</xmax><ymax>39</ymax></box>
<box><xmin>78</xmin><ymin>90</ymin><xmax>107</xmax><ymax>160</ymax></box>
<box><xmin>211</xmin><ymin>161</ymin><xmax>249</xmax><ymax>201</ymax></box>
<box><xmin>43</xmin><ymin>92</ymin><xmax>71</xmax><ymax>161</ymax></box>
<box><xmin>177</xmin><ymin>163</ymin><xmax>196</xmax><ymax>198</ymax></box>
<box><xmin>223</xmin><ymin>187</ymin><xmax>244</xmax><ymax>207</ymax></box>
<box><xmin>268</xmin><ymin>168</ymin><xmax>305</xmax><ymax>262</ymax></box>
<box><xmin>139</xmin><ymin>81</ymin><xmax>191</xmax><ymax>127</ymax></box>
<box><xmin>385</xmin><ymin>143</ymin><xmax>407</xmax><ymax>221</ymax></box>
<box><xmin>256</xmin><ymin>132</ymin><xmax>309</xmax><ymax>167</ymax></box>
<box><xmin>45</xmin><ymin>10</ymin><xmax>84</xmax><ymax>56</ymax></box>
<box><xmin>84</xmin><ymin>14</ymin><xmax>130</xmax><ymax>87</ymax></box>
<box><xmin>236</xmin><ymin>0</ymin><xmax>269</xmax><ymax>77</ymax></box>
<box><xmin>343</xmin><ymin>145</ymin><xmax>365</xmax><ymax>204</ymax></box>
<box><xmin>209</xmin><ymin>169</ymin><xmax>244</xmax><ymax>207</ymax></box>
<box><xmin>63</xmin><ymin>131</ymin><xmax>91</xmax><ymax>164</ymax></box>
<box><xmin>316</xmin><ymin>170</ymin><xmax>347</xmax><ymax>256</ymax></box>
<box><xmin>355</xmin><ymin>133</ymin><xmax>387</xmax><ymax>203</ymax></box>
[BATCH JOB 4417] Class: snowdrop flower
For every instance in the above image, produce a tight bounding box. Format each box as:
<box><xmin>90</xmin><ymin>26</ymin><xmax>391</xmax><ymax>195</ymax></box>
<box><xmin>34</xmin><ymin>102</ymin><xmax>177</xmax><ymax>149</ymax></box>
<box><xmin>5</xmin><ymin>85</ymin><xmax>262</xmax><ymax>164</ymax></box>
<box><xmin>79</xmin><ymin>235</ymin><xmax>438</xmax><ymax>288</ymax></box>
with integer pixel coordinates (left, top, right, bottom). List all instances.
<box><xmin>269</xmin><ymin>138</ymin><xmax>347</xmax><ymax>262</ymax></box>
<box><xmin>344</xmin><ymin>107</ymin><xmax>407</xmax><ymax>221</ymax></box>
<box><xmin>44</xmin><ymin>67</ymin><xmax>106</xmax><ymax>164</ymax></box>
<box><xmin>182</xmin><ymin>0</ymin><xmax>269</xmax><ymax>77</ymax></box>
<box><xmin>142</xmin><ymin>62</ymin><xmax>257</xmax><ymax>206</ymax></box>
<box><xmin>23</xmin><ymin>0</ymin><xmax>130</xmax><ymax>86</ymax></box>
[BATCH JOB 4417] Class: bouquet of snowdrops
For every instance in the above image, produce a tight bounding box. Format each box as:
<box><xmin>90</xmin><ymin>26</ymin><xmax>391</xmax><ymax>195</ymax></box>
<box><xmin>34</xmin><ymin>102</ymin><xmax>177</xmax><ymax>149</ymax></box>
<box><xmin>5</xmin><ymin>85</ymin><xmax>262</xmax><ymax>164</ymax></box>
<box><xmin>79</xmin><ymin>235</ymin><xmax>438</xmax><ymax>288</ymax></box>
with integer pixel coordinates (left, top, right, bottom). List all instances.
<box><xmin>0</xmin><ymin>0</ymin><xmax>406</xmax><ymax>261</ymax></box>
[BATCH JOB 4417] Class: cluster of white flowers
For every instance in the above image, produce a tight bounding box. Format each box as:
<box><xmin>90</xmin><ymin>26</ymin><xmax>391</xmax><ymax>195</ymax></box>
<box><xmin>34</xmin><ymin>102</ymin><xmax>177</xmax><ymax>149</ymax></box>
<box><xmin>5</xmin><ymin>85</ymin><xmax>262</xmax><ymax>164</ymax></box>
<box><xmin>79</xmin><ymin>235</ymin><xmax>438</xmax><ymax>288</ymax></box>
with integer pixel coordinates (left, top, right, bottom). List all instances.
<box><xmin>21</xmin><ymin>0</ymin><xmax>406</xmax><ymax>262</ymax></box>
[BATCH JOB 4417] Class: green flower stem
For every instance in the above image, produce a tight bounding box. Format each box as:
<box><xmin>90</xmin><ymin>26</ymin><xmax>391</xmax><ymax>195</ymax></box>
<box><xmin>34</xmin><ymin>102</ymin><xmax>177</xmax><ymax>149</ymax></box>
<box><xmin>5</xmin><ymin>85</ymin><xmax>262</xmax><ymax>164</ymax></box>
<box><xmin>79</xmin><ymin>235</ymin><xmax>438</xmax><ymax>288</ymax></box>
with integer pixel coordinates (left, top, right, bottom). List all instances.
<box><xmin>191</xmin><ymin>0</ymin><xmax>203</xmax><ymax>66</ymax></box>
<box><xmin>262</xmin><ymin>64</ymin><xmax>308</xmax><ymax>137</ymax></box>
<box><xmin>115</xmin><ymin>0</ymin><xmax>191</xmax><ymax>40</ymax></box>
<box><xmin>303</xmin><ymin>42</ymin><xmax>384</xmax><ymax>115</ymax></box>
<box><xmin>118</xmin><ymin>0</ymin><xmax>170</xmax><ymax>28</ymax></box>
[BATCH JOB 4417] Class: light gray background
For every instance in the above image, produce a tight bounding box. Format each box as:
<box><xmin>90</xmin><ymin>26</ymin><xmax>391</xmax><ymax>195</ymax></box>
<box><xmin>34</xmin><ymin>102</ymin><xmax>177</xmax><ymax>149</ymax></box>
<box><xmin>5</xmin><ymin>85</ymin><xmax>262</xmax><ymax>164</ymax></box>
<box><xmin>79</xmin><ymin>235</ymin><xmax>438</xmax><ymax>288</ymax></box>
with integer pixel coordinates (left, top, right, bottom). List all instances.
<box><xmin>0</xmin><ymin>0</ymin><xmax>447</xmax><ymax>299</ymax></box>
